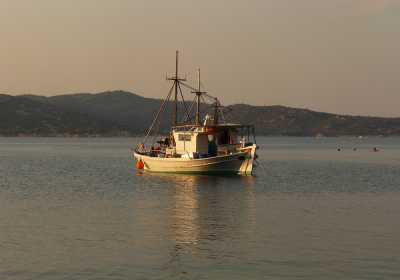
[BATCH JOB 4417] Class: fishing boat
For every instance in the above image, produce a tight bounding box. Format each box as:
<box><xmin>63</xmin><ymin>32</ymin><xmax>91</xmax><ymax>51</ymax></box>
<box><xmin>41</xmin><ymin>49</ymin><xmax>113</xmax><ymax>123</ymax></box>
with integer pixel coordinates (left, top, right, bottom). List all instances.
<box><xmin>133</xmin><ymin>51</ymin><xmax>258</xmax><ymax>175</ymax></box>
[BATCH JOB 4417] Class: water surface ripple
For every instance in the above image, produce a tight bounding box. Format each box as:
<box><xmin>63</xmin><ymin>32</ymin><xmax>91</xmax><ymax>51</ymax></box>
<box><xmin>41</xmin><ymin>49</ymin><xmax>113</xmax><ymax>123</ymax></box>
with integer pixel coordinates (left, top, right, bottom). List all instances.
<box><xmin>0</xmin><ymin>137</ymin><xmax>399</xmax><ymax>279</ymax></box>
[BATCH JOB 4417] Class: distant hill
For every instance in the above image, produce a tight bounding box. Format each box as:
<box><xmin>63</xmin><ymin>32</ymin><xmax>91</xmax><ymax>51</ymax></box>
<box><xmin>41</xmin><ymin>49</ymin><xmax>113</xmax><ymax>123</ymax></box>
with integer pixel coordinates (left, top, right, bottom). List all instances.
<box><xmin>228</xmin><ymin>104</ymin><xmax>400</xmax><ymax>137</ymax></box>
<box><xmin>1</xmin><ymin>91</ymin><xmax>400</xmax><ymax>136</ymax></box>
<box><xmin>0</xmin><ymin>94</ymin><xmax>122</xmax><ymax>136</ymax></box>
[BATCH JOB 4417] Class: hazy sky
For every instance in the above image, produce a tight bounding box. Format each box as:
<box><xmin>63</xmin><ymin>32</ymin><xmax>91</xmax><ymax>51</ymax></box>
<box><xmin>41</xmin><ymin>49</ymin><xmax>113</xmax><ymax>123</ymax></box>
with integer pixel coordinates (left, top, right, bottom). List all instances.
<box><xmin>1</xmin><ymin>0</ymin><xmax>399</xmax><ymax>117</ymax></box>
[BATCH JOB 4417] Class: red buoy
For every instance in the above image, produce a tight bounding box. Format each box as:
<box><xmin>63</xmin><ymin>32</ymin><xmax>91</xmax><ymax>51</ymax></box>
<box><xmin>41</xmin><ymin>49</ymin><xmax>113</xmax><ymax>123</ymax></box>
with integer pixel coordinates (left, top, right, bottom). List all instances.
<box><xmin>136</xmin><ymin>160</ymin><xmax>144</xmax><ymax>170</ymax></box>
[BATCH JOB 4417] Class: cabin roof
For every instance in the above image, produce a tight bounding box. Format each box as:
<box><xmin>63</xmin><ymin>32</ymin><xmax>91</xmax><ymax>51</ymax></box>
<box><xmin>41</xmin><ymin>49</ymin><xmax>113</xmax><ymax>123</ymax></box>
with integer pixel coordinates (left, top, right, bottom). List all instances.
<box><xmin>214</xmin><ymin>123</ymin><xmax>254</xmax><ymax>128</ymax></box>
<box><xmin>172</xmin><ymin>123</ymin><xmax>254</xmax><ymax>130</ymax></box>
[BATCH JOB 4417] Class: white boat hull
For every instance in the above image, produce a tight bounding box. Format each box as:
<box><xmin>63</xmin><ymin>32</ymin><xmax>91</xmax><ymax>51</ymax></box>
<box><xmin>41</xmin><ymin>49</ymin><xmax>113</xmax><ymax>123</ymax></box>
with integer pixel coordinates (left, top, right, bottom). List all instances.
<box><xmin>134</xmin><ymin>144</ymin><xmax>257</xmax><ymax>175</ymax></box>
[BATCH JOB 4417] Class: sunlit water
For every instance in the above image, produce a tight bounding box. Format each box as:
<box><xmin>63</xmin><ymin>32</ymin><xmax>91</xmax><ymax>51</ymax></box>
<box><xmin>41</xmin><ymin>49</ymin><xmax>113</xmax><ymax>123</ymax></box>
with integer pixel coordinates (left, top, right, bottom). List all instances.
<box><xmin>1</xmin><ymin>137</ymin><xmax>400</xmax><ymax>279</ymax></box>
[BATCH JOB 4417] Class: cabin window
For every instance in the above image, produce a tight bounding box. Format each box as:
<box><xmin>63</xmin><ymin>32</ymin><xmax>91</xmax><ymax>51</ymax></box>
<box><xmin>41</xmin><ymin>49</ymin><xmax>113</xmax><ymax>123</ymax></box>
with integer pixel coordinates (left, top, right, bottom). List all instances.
<box><xmin>218</xmin><ymin>130</ymin><xmax>229</xmax><ymax>145</ymax></box>
<box><xmin>178</xmin><ymin>134</ymin><xmax>191</xmax><ymax>141</ymax></box>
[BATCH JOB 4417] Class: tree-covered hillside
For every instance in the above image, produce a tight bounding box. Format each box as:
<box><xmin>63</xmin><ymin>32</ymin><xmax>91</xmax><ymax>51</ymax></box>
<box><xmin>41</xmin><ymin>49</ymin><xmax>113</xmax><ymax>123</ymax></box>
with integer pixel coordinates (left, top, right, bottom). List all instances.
<box><xmin>1</xmin><ymin>91</ymin><xmax>399</xmax><ymax>136</ymax></box>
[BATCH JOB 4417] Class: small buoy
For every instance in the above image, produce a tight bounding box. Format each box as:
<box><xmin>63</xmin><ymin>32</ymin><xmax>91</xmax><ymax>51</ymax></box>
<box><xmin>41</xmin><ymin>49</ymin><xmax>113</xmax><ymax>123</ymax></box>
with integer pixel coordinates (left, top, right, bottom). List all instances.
<box><xmin>136</xmin><ymin>160</ymin><xmax>145</xmax><ymax>170</ymax></box>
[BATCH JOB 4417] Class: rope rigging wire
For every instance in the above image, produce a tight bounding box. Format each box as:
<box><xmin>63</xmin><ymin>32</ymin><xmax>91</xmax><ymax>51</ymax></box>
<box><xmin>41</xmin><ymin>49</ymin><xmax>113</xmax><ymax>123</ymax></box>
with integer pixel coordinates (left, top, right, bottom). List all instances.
<box><xmin>180</xmin><ymin>81</ymin><xmax>226</xmax><ymax>123</ymax></box>
<box><xmin>140</xmin><ymin>82</ymin><xmax>175</xmax><ymax>148</ymax></box>
<box><xmin>180</xmin><ymin>81</ymin><xmax>217</xmax><ymax>102</ymax></box>
<box><xmin>177</xmin><ymin>82</ymin><xmax>191</xmax><ymax>123</ymax></box>
<box><xmin>182</xmin><ymin>95</ymin><xmax>197</xmax><ymax>123</ymax></box>
<box><xmin>140</xmin><ymin>74</ymin><xmax>238</xmax><ymax>151</ymax></box>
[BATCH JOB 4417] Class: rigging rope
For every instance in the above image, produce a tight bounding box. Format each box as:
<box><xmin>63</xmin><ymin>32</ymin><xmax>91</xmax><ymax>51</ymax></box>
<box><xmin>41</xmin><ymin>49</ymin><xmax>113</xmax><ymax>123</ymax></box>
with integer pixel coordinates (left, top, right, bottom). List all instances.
<box><xmin>177</xmin><ymin>82</ymin><xmax>191</xmax><ymax>123</ymax></box>
<box><xmin>182</xmin><ymin>95</ymin><xmax>197</xmax><ymax>123</ymax></box>
<box><xmin>140</xmin><ymin>83</ymin><xmax>175</xmax><ymax>147</ymax></box>
<box><xmin>180</xmin><ymin>81</ymin><xmax>217</xmax><ymax>102</ymax></box>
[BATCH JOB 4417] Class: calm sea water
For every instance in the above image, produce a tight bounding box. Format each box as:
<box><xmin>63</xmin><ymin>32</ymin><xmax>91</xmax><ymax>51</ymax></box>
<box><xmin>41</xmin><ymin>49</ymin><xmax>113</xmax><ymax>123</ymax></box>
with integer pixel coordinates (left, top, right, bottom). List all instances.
<box><xmin>1</xmin><ymin>137</ymin><xmax>400</xmax><ymax>280</ymax></box>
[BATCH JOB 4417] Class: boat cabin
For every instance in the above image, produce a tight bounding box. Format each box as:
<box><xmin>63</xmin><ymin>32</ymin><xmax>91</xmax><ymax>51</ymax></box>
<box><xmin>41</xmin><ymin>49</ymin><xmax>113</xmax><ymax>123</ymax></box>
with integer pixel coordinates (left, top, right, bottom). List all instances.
<box><xmin>168</xmin><ymin>122</ymin><xmax>255</xmax><ymax>158</ymax></box>
<box><xmin>173</xmin><ymin>130</ymin><xmax>209</xmax><ymax>157</ymax></box>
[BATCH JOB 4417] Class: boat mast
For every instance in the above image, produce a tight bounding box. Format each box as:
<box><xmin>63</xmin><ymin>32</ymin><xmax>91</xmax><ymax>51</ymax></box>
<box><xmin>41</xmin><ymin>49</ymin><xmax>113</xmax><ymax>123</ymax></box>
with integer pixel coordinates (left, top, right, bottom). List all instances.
<box><xmin>173</xmin><ymin>51</ymin><xmax>179</xmax><ymax>126</ymax></box>
<box><xmin>167</xmin><ymin>51</ymin><xmax>186</xmax><ymax>126</ymax></box>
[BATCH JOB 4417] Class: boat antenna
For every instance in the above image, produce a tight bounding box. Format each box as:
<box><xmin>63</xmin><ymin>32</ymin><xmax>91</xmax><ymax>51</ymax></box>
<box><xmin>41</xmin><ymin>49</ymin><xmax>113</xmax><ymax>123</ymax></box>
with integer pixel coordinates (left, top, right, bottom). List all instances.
<box><xmin>167</xmin><ymin>50</ymin><xmax>186</xmax><ymax>126</ymax></box>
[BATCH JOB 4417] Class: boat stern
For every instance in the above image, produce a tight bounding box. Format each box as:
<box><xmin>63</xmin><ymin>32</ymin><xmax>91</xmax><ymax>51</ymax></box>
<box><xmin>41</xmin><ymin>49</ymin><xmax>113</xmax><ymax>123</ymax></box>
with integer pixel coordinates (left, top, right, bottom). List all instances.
<box><xmin>238</xmin><ymin>144</ymin><xmax>258</xmax><ymax>175</ymax></box>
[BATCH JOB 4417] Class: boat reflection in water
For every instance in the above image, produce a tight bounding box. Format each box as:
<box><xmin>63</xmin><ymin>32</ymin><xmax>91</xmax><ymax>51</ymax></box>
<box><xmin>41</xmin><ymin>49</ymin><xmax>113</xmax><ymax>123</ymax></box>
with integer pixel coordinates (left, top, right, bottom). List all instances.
<box><xmin>143</xmin><ymin>173</ymin><xmax>257</xmax><ymax>271</ymax></box>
